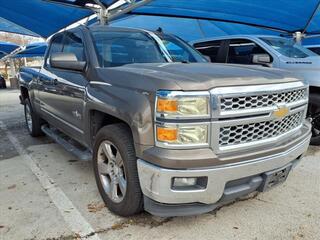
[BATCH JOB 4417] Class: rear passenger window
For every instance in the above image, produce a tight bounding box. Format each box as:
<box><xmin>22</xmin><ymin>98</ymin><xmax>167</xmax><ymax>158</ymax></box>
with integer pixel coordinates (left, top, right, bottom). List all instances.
<box><xmin>227</xmin><ymin>39</ymin><xmax>269</xmax><ymax>64</ymax></box>
<box><xmin>63</xmin><ymin>32</ymin><xmax>85</xmax><ymax>61</ymax></box>
<box><xmin>193</xmin><ymin>40</ymin><xmax>223</xmax><ymax>62</ymax></box>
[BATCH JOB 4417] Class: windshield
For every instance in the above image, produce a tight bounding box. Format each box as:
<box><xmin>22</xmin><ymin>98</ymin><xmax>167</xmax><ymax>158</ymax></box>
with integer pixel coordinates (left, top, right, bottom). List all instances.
<box><xmin>92</xmin><ymin>30</ymin><xmax>207</xmax><ymax>67</ymax></box>
<box><xmin>260</xmin><ymin>37</ymin><xmax>316</xmax><ymax>58</ymax></box>
<box><xmin>155</xmin><ymin>33</ymin><xmax>207</xmax><ymax>63</ymax></box>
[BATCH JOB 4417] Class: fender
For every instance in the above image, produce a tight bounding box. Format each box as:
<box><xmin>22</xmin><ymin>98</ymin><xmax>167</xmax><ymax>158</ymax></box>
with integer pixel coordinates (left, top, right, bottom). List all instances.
<box><xmin>84</xmin><ymin>83</ymin><xmax>154</xmax><ymax>151</ymax></box>
<box><xmin>18</xmin><ymin>67</ymin><xmax>41</xmax><ymax>110</ymax></box>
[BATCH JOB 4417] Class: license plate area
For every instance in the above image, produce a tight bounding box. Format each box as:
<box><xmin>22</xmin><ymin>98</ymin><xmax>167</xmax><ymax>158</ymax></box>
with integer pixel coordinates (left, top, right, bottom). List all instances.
<box><xmin>258</xmin><ymin>164</ymin><xmax>292</xmax><ymax>192</ymax></box>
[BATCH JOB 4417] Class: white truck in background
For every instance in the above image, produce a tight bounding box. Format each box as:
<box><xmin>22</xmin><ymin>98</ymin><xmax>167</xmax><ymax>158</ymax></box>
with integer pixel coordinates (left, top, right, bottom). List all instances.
<box><xmin>191</xmin><ymin>35</ymin><xmax>320</xmax><ymax>145</ymax></box>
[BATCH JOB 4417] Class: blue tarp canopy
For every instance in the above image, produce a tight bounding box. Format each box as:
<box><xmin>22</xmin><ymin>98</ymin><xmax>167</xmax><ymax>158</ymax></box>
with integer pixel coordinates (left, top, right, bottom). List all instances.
<box><xmin>12</xmin><ymin>42</ymin><xmax>47</xmax><ymax>58</ymax></box>
<box><xmin>302</xmin><ymin>37</ymin><xmax>320</xmax><ymax>46</ymax></box>
<box><xmin>112</xmin><ymin>15</ymin><xmax>279</xmax><ymax>41</ymax></box>
<box><xmin>0</xmin><ymin>0</ymin><xmax>93</xmax><ymax>37</ymax></box>
<box><xmin>0</xmin><ymin>17</ymin><xmax>39</xmax><ymax>36</ymax></box>
<box><xmin>130</xmin><ymin>0</ymin><xmax>320</xmax><ymax>34</ymax></box>
<box><xmin>0</xmin><ymin>42</ymin><xmax>19</xmax><ymax>59</ymax></box>
<box><xmin>0</xmin><ymin>0</ymin><xmax>320</xmax><ymax>38</ymax></box>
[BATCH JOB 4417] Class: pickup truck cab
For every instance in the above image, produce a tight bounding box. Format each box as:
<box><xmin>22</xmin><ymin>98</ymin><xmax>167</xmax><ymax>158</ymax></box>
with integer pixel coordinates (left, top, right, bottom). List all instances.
<box><xmin>191</xmin><ymin>35</ymin><xmax>320</xmax><ymax>145</ymax></box>
<box><xmin>19</xmin><ymin>26</ymin><xmax>311</xmax><ymax>217</ymax></box>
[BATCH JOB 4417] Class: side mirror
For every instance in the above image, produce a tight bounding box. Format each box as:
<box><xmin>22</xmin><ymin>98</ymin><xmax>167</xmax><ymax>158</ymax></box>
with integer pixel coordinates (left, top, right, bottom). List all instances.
<box><xmin>50</xmin><ymin>53</ymin><xmax>86</xmax><ymax>72</ymax></box>
<box><xmin>252</xmin><ymin>54</ymin><xmax>271</xmax><ymax>65</ymax></box>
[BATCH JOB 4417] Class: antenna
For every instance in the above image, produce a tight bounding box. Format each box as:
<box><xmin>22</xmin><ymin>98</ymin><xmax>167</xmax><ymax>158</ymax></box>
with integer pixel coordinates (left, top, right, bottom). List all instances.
<box><xmin>156</xmin><ymin>27</ymin><xmax>163</xmax><ymax>33</ymax></box>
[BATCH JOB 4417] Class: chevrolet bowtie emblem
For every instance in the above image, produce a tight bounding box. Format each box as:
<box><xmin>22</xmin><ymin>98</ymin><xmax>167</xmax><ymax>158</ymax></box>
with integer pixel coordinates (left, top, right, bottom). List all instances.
<box><xmin>273</xmin><ymin>105</ymin><xmax>289</xmax><ymax>119</ymax></box>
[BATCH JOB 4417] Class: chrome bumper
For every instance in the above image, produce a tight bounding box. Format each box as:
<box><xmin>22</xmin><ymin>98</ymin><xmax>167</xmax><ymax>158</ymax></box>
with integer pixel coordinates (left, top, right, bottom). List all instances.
<box><xmin>137</xmin><ymin>133</ymin><xmax>311</xmax><ymax>205</ymax></box>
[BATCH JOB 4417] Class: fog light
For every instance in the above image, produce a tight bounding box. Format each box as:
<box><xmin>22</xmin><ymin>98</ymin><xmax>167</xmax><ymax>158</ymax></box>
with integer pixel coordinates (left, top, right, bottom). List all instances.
<box><xmin>173</xmin><ymin>177</ymin><xmax>197</xmax><ymax>187</ymax></box>
<box><xmin>172</xmin><ymin>177</ymin><xmax>208</xmax><ymax>190</ymax></box>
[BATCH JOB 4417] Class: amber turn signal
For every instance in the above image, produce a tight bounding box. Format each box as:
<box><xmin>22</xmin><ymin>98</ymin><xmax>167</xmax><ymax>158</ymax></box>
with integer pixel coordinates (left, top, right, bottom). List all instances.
<box><xmin>157</xmin><ymin>126</ymin><xmax>178</xmax><ymax>142</ymax></box>
<box><xmin>157</xmin><ymin>98</ymin><xmax>178</xmax><ymax>113</ymax></box>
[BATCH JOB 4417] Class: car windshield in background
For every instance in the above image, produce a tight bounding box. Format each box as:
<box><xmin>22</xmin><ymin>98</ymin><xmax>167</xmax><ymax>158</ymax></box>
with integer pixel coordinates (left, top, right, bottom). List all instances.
<box><xmin>260</xmin><ymin>37</ymin><xmax>316</xmax><ymax>58</ymax></box>
<box><xmin>92</xmin><ymin>31</ymin><xmax>206</xmax><ymax>67</ymax></box>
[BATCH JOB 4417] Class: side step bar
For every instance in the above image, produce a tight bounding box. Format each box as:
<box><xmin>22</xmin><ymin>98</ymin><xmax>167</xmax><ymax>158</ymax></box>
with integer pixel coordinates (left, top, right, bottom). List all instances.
<box><xmin>41</xmin><ymin>125</ymin><xmax>92</xmax><ymax>161</ymax></box>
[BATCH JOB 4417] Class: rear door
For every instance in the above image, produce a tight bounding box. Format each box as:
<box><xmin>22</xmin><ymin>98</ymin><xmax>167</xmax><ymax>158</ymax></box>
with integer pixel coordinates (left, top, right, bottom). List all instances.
<box><xmin>39</xmin><ymin>29</ymin><xmax>88</xmax><ymax>143</ymax></box>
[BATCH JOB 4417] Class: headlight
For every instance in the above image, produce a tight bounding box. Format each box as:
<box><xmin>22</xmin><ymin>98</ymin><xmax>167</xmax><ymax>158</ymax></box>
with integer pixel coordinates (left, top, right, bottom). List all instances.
<box><xmin>156</xmin><ymin>124</ymin><xmax>209</xmax><ymax>146</ymax></box>
<box><xmin>156</xmin><ymin>91</ymin><xmax>210</xmax><ymax>119</ymax></box>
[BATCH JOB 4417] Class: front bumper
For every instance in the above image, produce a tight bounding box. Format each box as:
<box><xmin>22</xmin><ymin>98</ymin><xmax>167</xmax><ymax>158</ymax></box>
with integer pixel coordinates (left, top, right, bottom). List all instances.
<box><xmin>137</xmin><ymin>132</ymin><xmax>311</xmax><ymax>215</ymax></box>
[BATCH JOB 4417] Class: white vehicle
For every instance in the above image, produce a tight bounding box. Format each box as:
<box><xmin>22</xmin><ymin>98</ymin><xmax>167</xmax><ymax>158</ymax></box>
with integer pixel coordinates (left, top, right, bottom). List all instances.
<box><xmin>191</xmin><ymin>35</ymin><xmax>320</xmax><ymax>145</ymax></box>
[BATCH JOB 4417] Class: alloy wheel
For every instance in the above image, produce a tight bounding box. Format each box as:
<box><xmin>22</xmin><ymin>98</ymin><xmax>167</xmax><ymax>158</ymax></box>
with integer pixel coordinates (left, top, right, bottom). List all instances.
<box><xmin>97</xmin><ymin>140</ymin><xmax>127</xmax><ymax>203</ymax></box>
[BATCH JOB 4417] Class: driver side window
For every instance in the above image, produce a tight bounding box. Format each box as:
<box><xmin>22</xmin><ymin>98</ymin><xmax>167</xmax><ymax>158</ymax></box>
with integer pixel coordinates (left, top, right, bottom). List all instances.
<box><xmin>46</xmin><ymin>31</ymin><xmax>86</xmax><ymax>67</ymax></box>
<box><xmin>46</xmin><ymin>34</ymin><xmax>63</xmax><ymax>66</ymax></box>
<box><xmin>63</xmin><ymin>32</ymin><xmax>85</xmax><ymax>61</ymax></box>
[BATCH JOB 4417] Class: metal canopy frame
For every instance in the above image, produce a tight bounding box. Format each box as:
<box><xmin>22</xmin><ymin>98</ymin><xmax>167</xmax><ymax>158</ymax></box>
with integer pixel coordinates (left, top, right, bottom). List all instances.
<box><xmin>302</xmin><ymin>1</ymin><xmax>320</xmax><ymax>34</ymax></box>
<box><xmin>45</xmin><ymin>0</ymin><xmax>152</xmax><ymax>25</ymax></box>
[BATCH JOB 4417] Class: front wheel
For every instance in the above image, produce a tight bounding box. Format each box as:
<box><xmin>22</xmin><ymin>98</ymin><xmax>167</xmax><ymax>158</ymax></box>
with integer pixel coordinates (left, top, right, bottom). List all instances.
<box><xmin>308</xmin><ymin>93</ymin><xmax>320</xmax><ymax>146</ymax></box>
<box><xmin>93</xmin><ymin>123</ymin><xmax>143</xmax><ymax>216</ymax></box>
<box><xmin>24</xmin><ymin>98</ymin><xmax>43</xmax><ymax>137</ymax></box>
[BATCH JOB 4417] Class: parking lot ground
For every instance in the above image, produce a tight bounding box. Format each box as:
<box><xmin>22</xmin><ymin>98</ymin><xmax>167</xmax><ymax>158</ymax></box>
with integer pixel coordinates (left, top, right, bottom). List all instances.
<box><xmin>0</xmin><ymin>89</ymin><xmax>319</xmax><ymax>240</ymax></box>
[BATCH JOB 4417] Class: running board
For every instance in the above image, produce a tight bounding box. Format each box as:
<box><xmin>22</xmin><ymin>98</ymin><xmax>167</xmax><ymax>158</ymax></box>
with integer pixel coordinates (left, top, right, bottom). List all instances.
<box><xmin>41</xmin><ymin>125</ymin><xmax>92</xmax><ymax>161</ymax></box>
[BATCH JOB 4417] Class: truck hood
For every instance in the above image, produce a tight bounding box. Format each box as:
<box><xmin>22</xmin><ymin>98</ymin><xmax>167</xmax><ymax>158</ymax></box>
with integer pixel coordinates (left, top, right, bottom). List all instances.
<box><xmin>122</xmin><ymin>63</ymin><xmax>301</xmax><ymax>90</ymax></box>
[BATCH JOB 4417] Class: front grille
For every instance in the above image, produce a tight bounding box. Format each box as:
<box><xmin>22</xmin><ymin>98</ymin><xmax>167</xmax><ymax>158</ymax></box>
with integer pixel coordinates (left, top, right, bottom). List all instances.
<box><xmin>220</xmin><ymin>88</ymin><xmax>307</xmax><ymax>111</ymax></box>
<box><xmin>219</xmin><ymin>111</ymin><xmax>304</xmax><ymax>147</ymax></box>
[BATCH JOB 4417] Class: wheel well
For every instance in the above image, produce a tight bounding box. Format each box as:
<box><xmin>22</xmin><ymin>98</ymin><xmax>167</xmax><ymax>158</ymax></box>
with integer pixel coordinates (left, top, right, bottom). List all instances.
<box><xmin>90</xmin><ymin>110</ymin><xmax>131</xmax><ymax>143</ymax></box>
<box><xmin>20</xmin><ymin>87</ymin><xmax>29</xmax><ymax>101</ymax></box>
<box><xmin>310</xmin><ymin>86</ymin><xmax>320</xmax><ymax>94</ymax></box>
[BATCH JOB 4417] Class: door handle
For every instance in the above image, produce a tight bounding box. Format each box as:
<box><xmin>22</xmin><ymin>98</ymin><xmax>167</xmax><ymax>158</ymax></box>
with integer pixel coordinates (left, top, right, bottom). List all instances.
<box><xmin>53</xmin><ymin>79</ymin><xmax>58</xmax><ymax>85</ymax></box>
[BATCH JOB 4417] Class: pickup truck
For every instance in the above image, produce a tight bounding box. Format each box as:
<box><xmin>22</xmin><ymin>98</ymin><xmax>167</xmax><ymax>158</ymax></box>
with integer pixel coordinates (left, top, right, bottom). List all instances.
<box><xmin>191</xmin><ymin>35</ymin><xmax>320</xmax><ymax>145</ymax></box>
<box><xmin>19</xmin><ymin>26</ymin><xmax>311</xmax><ymax>217</ymax></box>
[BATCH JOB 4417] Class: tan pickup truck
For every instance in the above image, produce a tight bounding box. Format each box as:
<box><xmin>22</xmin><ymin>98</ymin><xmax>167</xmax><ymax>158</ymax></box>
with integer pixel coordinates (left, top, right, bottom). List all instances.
<box><xmin>19</xmin><ymin>26</ymin><xmax>311</xmax><ymax>217</ymax></box>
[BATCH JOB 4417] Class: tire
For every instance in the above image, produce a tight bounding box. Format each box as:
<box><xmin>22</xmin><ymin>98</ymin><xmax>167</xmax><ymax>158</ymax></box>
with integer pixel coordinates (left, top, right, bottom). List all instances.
<box><xmin>24</xmin><ymin>98</ymin><xmax>43</xmax><ymax>137</ymax></box>
<box><xmin>0</xmin><ymin>79</ymin><xmax>6</xmax><ymax>89</ymax></box>
<box><xmin>308</xmin><ymin>93</ymin><xmax>320</xmax><ymax>146</ymax></box>
<box><xmin>93</xmin><ymin>123</ymin><xmax>143</xmax><ymax>216</ymax></box>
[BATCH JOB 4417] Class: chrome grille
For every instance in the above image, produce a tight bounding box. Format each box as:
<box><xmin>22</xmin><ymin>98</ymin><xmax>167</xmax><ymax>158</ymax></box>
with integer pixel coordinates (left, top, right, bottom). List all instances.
<box><xmin>219</xmin><ymin>111</ymin><xmax>304</xmax><ymax>147</ymax></box>
<box><xmin>220</xmin><ymin>88</ymin><xmax>307</xmax><ymax>111</ymax></box>
<box><xmin>211</xmin><ymin>82</ymin><xmax>308</xmax><ymax>153</ymax></box>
